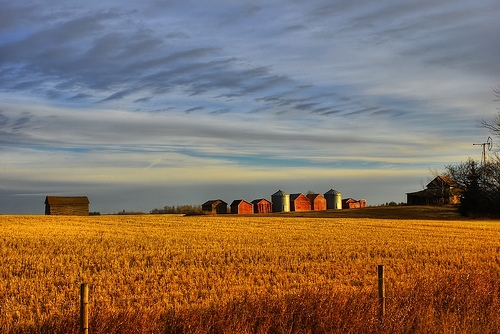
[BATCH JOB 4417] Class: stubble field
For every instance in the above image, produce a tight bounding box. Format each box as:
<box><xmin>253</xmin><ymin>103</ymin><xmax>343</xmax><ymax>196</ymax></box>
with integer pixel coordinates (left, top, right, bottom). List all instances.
<box><xmin>1</xmin><ymin>210</ymin><xmax>500</xmax><ymax>333</ymax></box>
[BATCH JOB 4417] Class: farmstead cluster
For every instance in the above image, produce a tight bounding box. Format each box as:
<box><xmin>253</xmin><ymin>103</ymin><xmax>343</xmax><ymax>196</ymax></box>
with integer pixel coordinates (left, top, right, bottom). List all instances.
<box><xmin>202</xmin><ymin>188</ymin><xmax>366</xmax><ymax>214</ymax></box>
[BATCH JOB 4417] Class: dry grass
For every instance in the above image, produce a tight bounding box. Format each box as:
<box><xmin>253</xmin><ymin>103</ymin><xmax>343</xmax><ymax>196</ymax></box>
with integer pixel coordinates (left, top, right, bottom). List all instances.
<box><xmin>1</xmin><ymin>211</ymin><xmax>500</xmax><ymax>333</ymax></box>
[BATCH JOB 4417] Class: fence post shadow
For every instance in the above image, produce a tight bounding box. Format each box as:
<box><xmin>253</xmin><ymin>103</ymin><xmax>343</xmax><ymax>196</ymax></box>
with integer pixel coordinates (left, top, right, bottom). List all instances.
<box><xmin>377</xmin><ymin>265</ymin><xmax>385</xmax><ymax>321</ymax></box>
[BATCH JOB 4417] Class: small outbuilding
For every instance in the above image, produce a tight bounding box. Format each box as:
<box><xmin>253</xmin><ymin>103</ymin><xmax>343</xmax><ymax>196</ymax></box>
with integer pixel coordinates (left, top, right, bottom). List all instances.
<box><xmin>307</xmin><ymin>193</ymin><xmax>327</xmax><ymax>211</ymax></box>
<box><xmin>230</xmin><ymin>199</ymin><xmax>254</xmax><ymax>214</ymax></box>
<box><xmin>290</xmin><ymin>193</ymin><xmax>311</xmax><ymax>212</ymax></box>
<box><xmin>45</xmin><ymin>196</ymin><xmax>90</xmax><ymax>216</ymax></box>
<box><xmin>201</xmin><ymin>199</ymin><xmax>228</xmax><ymax>214</ymax></box>
<box><xmin>251</xmin><ymin>198</ymin><xmax>272</xmax><ymax>214</ymax></box>
<box><xmin>342</xmin><ymin>198</ymin><xmax>366</xmax><ymax>209</ymax></box>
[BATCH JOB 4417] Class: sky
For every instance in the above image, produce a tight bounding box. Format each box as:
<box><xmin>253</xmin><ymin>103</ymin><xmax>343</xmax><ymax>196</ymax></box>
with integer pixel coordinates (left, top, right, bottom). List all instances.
<box><xmin>1</xmin><ymin>0</ymin><xmax>499</xmax><ymax>214</ymax></box>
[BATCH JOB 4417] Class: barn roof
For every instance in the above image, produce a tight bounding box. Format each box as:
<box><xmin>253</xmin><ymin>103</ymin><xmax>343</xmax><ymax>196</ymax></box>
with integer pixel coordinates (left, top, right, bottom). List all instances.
<box><xmin>251</xmin><ymin>198</ymin><xmax>271</xmax><ymax>205</ymax></box>
<box><xmin>306</xmin><ymin>193</ymin><xmax>324</xmax><ymax>201</ymax></box>
<box><xmin>45</xmin><ymin>196</ymin><xmax>89</xmax><ymax>205</ymax></box>
<box><xmin>342</xmin><ymin>198</ymin><xmax>357</xmax><ymax>203</ymax></box>
<box><xmin>427</xmin><ymin>175</ymin><xmax>459</xmax><ymax>189</ymax></box>
<box><xmin>406</xmin><ymin>189</ymin><xmax>436</xmax><ymax>197</ymax></box>
<box><xmin>230</xmin><ymin>199</ymin><xmax>251</xmax><ymax>206</ymax></box>
<box><xmin>201</xmin><ymin>199</ymin><xmax>227</xmax><ymax>206</ymax></box>
<box><xmin>406</xmin><ymin>188</ymin><xmax>462</xmax><ymax>197</ymax></box>
<box><xmin>290</xmin><ymin>193</ymin><xmax>306</xmax><ymax>201</ymax></box>
<box><xmin>407</xmin><ymin>175</ymin><xmax>463</xmax><ymax>197</ymax></box>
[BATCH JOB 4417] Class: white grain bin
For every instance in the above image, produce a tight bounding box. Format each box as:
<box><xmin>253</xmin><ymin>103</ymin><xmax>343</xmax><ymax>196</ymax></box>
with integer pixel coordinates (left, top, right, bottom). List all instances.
<box><xmin>324</xmin><ymin>188</ymin><xmax>342</xmax><ymax>210</ymax></box>
<box><xmin>271</xmin><ymin>189</ymin><xmax>290</xmax><ymax>212</ymax></box>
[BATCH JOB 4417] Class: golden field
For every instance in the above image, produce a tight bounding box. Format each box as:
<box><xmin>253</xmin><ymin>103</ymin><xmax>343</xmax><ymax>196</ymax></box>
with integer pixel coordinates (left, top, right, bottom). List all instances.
<box><xmin>1</xmin><ymin>210</ymin><xmax>500</xmax><ymax>333</ymax></box>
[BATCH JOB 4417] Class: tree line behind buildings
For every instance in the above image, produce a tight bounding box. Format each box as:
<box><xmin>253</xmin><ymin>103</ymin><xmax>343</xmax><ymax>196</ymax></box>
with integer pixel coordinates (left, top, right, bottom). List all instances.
<box><xmin>445</xmin><ymin>87</ymin><xmax>500</xmax><ymax>217</ymax></box>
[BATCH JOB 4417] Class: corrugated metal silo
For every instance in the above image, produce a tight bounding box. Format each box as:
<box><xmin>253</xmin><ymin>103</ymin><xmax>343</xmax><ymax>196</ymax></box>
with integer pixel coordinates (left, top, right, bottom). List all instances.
<box><xmin>272</xmin><ymin>189</ymin><xmax>290</xmax><ymax>212</ymax></box>
<box><xmin>324</xmin><ymin>188</ymin><xmax>342</xmax><ymax>210</ymax></box>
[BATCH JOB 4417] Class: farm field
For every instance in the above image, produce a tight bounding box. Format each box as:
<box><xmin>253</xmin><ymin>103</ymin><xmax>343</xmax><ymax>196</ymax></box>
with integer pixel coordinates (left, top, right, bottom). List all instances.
<box><xmin>1</xmin><ymin>210</ymin><xmax>500</xmax><ymax>333</ymax></box>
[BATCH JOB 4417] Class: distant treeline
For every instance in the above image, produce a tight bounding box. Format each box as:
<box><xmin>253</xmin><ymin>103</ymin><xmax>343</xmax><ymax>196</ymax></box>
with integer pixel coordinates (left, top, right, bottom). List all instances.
<box><xmin>382</xmin><ymin>202</ymin><xmax>406</xmax><ymax>206</ymax></box>
<box><xmin>150</xmin><ymin>205</ymin><xmax>202</xmax><ymax>215</ymax></box>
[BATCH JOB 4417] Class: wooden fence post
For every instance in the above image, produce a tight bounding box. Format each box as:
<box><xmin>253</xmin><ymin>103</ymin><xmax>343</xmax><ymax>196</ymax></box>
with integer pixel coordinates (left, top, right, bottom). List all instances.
<box><xmin>80</xmin><ymin>283</ymin><xmax>89</xmax><ymax>334</ymax></box>
<box><xmin>377</xmin><ymin>265</ymin><xmax>385</xmax><ymax>320</ymax></box>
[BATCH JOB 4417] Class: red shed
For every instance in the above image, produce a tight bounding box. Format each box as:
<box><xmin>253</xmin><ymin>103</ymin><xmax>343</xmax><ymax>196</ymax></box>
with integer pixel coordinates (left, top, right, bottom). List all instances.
<box><xmin>251</xmin><ymin>198</ymin><xmax>272</xmax><ymax>214</ymax></box>
<box><xmin>306</xmin><ymin>193</ymin><xmax>327</xmax><ymax>211</ymax></box>
<box><xmin>230</xmin><ymin>199</ymin><xmax>254</xmax><ymax>214</ymax></box>
<box><xmin>290</xmin><ymin>193</ymin><xmax>311</xmax><ymax>212</ymax></box>
<box><xmin>342</xmin><ymin>198</ymin><xmax>362</xmax><ymax>209</ymax></box>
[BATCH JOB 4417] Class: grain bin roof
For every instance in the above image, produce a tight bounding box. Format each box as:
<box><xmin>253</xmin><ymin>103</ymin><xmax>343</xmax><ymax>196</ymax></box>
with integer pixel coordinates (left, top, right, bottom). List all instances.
<box><xmin>324</xmin><ymin>188</ymin><xmax>341</xmax><ymax>195</ymax></box>
<box><xmin>45</xmin><ymin>196</ymin><xmax>90</xmax><ymax>205</ymax></box>
<box><xmin>272</xmin><ymin>189</ymin><xmax>288</xmax><ymax>196</ymax></box>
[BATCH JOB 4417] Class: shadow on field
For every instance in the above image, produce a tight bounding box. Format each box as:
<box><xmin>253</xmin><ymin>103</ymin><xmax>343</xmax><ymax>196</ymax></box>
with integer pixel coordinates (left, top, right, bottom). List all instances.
<box><xmin>262</xmin><ymin>205</ymin><xmax>466</xmax><ymax>220</ymax></box>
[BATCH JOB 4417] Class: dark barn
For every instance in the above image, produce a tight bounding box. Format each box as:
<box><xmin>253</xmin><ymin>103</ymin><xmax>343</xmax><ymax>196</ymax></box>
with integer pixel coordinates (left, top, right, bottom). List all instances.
<box><xmin>251</xmin><ymin>198</ymin><xmax>272</xmax><ymax>214</ymax></box>
<box><xmin>44</xmin><ymin>196</ymin><xmax>90</xmax><ymax>216</ymax></box>
<box><xmin>290</xmin><ymin>193</ymin><xmax>311</xmax><ymax>212</ymax></box>
<box><xmin>201</xmin><ymin>199</ymin><xmax>228</xmax><ymax>214</ymax></box>
<box><xmin>230</xmin><ymin>199</ymin><xmax>254</xmax><ymax>214</ymax></box>
<box><xmin>307</xmin><ymin>193</ymin><xmax>327</xmax><ymax>211</ymax></box>
<box><xmin>407</xmin><ymin>176</ymin><xmax>461</xmax><ymax>205</ymax></box>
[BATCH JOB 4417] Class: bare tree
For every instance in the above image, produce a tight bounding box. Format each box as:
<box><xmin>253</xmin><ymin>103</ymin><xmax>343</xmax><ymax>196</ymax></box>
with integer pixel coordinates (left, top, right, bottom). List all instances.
<box><xmin>480</xmin><ymin>86</ymin><xmax>500</xmax><ymax>140</ymax></box>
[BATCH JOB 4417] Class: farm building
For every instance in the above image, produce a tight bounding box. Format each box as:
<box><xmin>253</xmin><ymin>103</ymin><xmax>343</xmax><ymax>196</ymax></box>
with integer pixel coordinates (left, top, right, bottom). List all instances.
<box><xmin>272</xmin><ymin>189</ymin><xmax>290</xmax><ymax>212</ymax></box>
<box><xmin>201</xmin><ymin>199</ymin><xmax>228</xmax><ymax>214</ymax></box>
<box><xmin>406</xmin><ymin>175</ymin><xmax>461</xmax><ymax>205</ymax></box>
<box><xmin>251</xmin><ymin>198</ymin><xmax>272</xmax><ymax>214</ymax></box>
<box><xmin>290</xmin><ymin>193</ymin><xmax>311</xmax><ymax>212</ymax></box>
<box><xmin>44</xmin><ymin>196</ymin><xmax>90</xmax><ymax>216</ymax></box>
<box><xmin>342</xmin><ymin>198</ymin><xmax>366</xmax><ymax>209</ymax></box>
<box><xmin>324</xmin><ymin>188</ymin><xmax>342</xmax><ymax>210</ymax></box>
<box><xmin>306</xmin><ymin>193</ymin><xmax>327</xmax><ymax>211</ymax></box>
<box><xmin>230</xmin><ymin>199</ymin><xmax>254</xmax><ymax>214</ymax></box>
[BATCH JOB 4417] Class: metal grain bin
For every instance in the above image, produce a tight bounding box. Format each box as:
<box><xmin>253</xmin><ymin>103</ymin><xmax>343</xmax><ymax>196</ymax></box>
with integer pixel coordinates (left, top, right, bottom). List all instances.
<box><xmin>272</xmin><ymin>189</ymin><xmax>290</xmax><ymax>212</ymax></box>
<box><xmin>324</xmin><ymin>188</ymin><xmax>342</xmax><ymax>210</ymax></box>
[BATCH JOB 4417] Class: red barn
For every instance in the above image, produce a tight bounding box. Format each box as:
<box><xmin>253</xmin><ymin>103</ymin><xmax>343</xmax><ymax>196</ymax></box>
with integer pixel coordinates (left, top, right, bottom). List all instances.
<box><xmin>251</xmin><ymin>198</ymin><xmax>272</xmax><ymax>214</ymax></box>
<box><xmin>290</xmin><ymin>193</ymin><xmax>311</xmax><ymax>212</ymax></box>
<box><xmin>307</xmin><ymin>193</ymin><xmax>327</xmax><ymax>211</ymax></box>
<box><xmin>230</xmin><ymin>199</ymin><xmax>254</xmax><ymax>214</ymax></box>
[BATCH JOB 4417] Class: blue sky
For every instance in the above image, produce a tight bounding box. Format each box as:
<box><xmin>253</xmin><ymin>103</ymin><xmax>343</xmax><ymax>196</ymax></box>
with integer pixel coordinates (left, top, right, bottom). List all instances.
<box><xmin>1</xmin><ymin>0</ymin><xmax>499</xmax><ymax>213</ymax></box>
